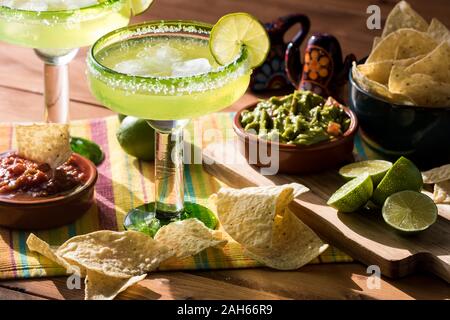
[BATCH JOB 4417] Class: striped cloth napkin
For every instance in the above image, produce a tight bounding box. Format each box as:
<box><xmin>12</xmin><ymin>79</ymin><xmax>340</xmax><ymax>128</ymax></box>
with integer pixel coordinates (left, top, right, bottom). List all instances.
<box><xmin>0</xmin><ymin>114</ymin><xmax>353</xmax><ymax>280</ymax></box>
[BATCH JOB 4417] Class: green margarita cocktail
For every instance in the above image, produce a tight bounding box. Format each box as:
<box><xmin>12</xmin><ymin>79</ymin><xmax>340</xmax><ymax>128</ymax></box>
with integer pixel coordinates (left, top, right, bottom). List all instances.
<box><xmin>0</xmin><ymin>0</ymin><xmax>132</xmax><ymax>49</ymax></box>
<box><xmin>89</xmin><ymin>30</ymin><xmax>250</xmax><ymax>120</ymax></box>
<box><xmin>0</xmin><ymin>0</ymin><xmax>151</xmax><ymax>123</ymax></box>
<box><xmin>87</xmin><ymin>19</ymin><xmax>266</xmax><ymax>229</ymax></box>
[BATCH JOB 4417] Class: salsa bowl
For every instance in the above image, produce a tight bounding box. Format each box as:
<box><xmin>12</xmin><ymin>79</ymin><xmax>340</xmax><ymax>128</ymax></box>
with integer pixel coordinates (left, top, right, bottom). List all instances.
<box><xmin>233</xmin><ymin>102</ymin><xmax>358</xmax><ymax>174</ymax></box>
<box><xmin>349</xmin><ymin>71</ymin><xmax>450</xmax><ymax>170</ymax></box>
<box><xmin>0</xmin><ymin>152</ymin><xmax>97</xmax><ymax>230</ymax></box>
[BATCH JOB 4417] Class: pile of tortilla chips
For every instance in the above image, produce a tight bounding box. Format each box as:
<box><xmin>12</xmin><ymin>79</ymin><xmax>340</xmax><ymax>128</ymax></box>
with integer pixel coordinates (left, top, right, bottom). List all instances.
<box><xmin>16</xmin><ymin>123</ymin><xmax>72</xmax><ymax>168</ymax></box>
<box><xmin>422</xmin><ymin>164</ymin><xmax>450</xmax><ymax>204</ymax></box>
<box><xmin>212</xmin><ymin>183</ymin><xmax>328</xmax><ymax>270</ymax></box>
<box><xmin>353</xmin><ymin>1</ymin><xmax>450</xmax><ymax>107</ymax></box>
<box><xmin>27</xmin><ymin>219</ymin><xmax>226</xmax><ymax>300</ymax></box>
<box><xmin>27</xmin><ymin>182</ymin><xmax>327</xmax><ymax>299</ymax></box>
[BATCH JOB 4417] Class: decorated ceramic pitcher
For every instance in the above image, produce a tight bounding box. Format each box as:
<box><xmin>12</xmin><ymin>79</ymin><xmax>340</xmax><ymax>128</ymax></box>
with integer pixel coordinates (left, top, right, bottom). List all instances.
<box><xmin>285</xmin><ymin>33</ymin><xmax>356</xmax><ymax>101</ymax></box>
<box><xmin>250</xmin><ymin>14</ymin><xmax>310</xmax><ymax>92</ymax></box>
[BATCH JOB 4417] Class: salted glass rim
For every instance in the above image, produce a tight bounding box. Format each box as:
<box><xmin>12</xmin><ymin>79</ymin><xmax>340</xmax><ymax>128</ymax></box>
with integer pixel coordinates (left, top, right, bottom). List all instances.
<box><xmin>87</xmin><ymin>20</ymin><xmax>250</xmax><ymax>93</ymax></box>
<box><xmin>0</xmin><ymin>0</ymin><xmax>124</xmax><ymax>19</ymax></box>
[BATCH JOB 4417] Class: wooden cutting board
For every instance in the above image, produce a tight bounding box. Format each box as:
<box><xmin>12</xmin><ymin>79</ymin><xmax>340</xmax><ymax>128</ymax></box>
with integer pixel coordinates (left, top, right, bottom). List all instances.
<box><xmin>202</xmin><ymin>142</ymin><xmax>450</xmax><ymax>283</ymax></box>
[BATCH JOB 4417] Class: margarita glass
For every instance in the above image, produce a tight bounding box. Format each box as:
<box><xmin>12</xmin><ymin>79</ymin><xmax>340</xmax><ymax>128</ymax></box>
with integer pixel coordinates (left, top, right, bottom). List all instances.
<box><xmin>87</xmin><ymin>21</ymin><xmax>251</xmax><ymax>226</ymax></box>
<box><xmin>0</xmin><ymin>0</ymin><xmax>137</xmax><ymax>123</ymax></box>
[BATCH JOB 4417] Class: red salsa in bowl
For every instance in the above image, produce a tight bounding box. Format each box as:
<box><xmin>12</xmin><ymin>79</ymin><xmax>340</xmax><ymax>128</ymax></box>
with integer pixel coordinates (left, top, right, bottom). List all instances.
<box><xmin>0</xmin><ymin>151</ymin><xmax>97</xmax><ymax>230</ymax></box>
<box><xmin>0</xmin><ymin>152</ymin><xmax>87</xmax><ymax>199</ymax></box>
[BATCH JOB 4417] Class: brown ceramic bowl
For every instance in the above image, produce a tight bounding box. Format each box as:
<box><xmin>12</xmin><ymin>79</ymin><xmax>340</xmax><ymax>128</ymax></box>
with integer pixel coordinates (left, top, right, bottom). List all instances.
<box><xmin>0</xmin><ymin>152</ymin><xmax>97</xmax><ymax>230</ymax></box>
<box><xmin>233</xmin><ymin>102</ymin><xmax>358</xmax><ymax>174</ymax></box>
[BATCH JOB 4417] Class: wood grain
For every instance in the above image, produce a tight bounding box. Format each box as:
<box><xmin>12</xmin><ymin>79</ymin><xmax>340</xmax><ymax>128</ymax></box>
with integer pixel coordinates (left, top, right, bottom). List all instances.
<box><xmin>194</xmin><ymin>264</ymin><xmax>450</xmax><ymax>300</ymax></box>
<box><xmin>0</xmin><ymin>86</ymin><xmax>112</xmax><ymax>122</ymax></box>
<box><xmin>0</xmin><ymin>272</ymin><xmax>288</xmax><ymax>300</ymax></box>
<box><xmin>0</xmin><ymin>286</ymin><xmax>46</xmax><ymax>300</ymax></box>
<box><xmin>202</xmin><ymin>142</ymin><xmax>450</xmax><ymax>282</ymax></box>
<box><xmin>1</xmin><ymin>265</ymin><xmax>448</xmax><ymax>300</ymax></box>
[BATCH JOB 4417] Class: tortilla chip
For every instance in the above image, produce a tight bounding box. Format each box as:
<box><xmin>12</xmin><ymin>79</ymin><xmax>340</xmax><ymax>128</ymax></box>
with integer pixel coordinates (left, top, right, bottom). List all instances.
<box><xmin>16</xmin><ymin>123</ymin><xmax>72</xmax><ymax>169</ymax></box>
<box><xmin>427</xmin><ymin>18</ymin><xmax>450</xmax><ymax>43</ymax></box>
<box><xmin>26</xmin><ymin>234</ymin><xmax>84</xmax><ymax>276</ymax></box>
<box><xmin>214</xmin><ymin>183</ymin><xmax>309</xmax><ymax>249</ymax></box>
<box><xmin>405</xmin><ymin>42</ymin><xmax>450</xmax><ymax>83</ymax></box>
<box><xmin>84</xmin><ymin>270</ymin><xmax>146</xmax><ymax>300</ymax></box>
<box><xmin>154</xmin><ymin>218</ymin><xmax>227</xmax><ymax>259</ymax></box>
<box><xmin>433</xmin><ymin>180</ymin><xmax>450</xmax><ymax>204</ymax></box>
<box><xmin>27</xmin><ymin>232</ymin><xmax>159</xmax><ymax>300</ymax></box>
<box><xmin>352</xmin><ymin>64</ymin><xmax>415</xmax><ymax>105</ymax></box>
<box><xmin>57</xmin><ymin>230</ymin><xmax>173</xmax><ymax>278</ymax></box>
<box><xmin>357</xmin><ymin>56</ymin><xmax>424</xmax><ymax>85</ymax></box>
<box><xmin>371</xmin><ymin>36</ymin><xmax>381</xmax><ymax>52</ymax></box>
<box><xmin>381</xmin><ymin>1</ymin><xmax>428</xmax><ymax>38</ymax></box>
<box><xmin>367</xmin><ymin>29</ymin><xmax>437</xmax><ymax>64</ymax></box>
<box><xmin>357</xmin><ymin>61</ymin><xmax>394</xmax><ymax>85</ymax></box>
<box><xmin>422</xmin><ymin>164</ymin><xmax>450</xmax><ymax>184</ymax></box>
<box><xmin>388</xmin><ymin>65</ymin><xmax>450</xmax><ymax>106</ymax></box>
<box><xmin>244</xmin><ymin>210</ymin><xmax>328</xmax><ymax>270</ymax></box>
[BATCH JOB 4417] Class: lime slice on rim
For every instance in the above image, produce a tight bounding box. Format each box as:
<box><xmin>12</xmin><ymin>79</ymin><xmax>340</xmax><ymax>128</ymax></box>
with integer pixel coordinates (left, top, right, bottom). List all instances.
<box><xmin>339</xmin><ymin>160</ymin><xmax>392</xmax><ymax>185</ymax></box>
<box><xmin>327</xmin><ymin>173</ymin><xmax>373</xmax><ymax>212</ymax></box>
<box><xmin>382</xmin><ymin>191</ymin><xmax>437</xmax><ymax>233</ymax></box>
<box><xmin>372</xmin><ymin>156</ymin><xmax>423</xmax><ymax>206</ymax></box>
<box><xmin>210</xmin><ymin>12</ymin><xmax>270</xmax><ymax>68</ymax></box>
<box><xmin>130</xmin><ymin>0</ymin><xmax>154</xmax><ymax>15</ymax></box>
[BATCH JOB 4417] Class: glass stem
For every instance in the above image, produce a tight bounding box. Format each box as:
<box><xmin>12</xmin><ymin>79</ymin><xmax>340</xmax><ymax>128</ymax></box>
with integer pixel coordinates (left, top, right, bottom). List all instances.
<box><xmin>148</xmin><ymin>120</ymin><xmax>189</xmax><ymax>219</ymax></box>
<box><xmin>34</xmin><ymin>48</ymin><xmax>78</xmax><ymax>123</ymax></box>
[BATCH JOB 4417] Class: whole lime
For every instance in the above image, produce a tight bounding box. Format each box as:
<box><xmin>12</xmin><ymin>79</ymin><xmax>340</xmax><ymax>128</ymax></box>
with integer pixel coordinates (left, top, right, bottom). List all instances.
<box><xmin>116</xmin><ymin>116</ymin><xmax>155</xmax><ymax>161</ymax></box>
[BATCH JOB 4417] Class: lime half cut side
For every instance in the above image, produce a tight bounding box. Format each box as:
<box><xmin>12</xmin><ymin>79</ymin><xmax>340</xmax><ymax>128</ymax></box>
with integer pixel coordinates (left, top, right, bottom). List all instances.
<box><xmin>130</xmin><ymin>0</ymin><xmax>154</xmax><ymax>15</ymax></box>
<box><xmin>339</xmin><ymin>160</ymin><xmax>392</xmax><ymax>185</ymax></box>
<box><xmin>210</xmin><ymin>12</ymin><xmax>270</xmax><ymax>68</ymax></box>
<box><xmin>382</xmin><ymin>191</ymin><xmax>437</xmax><ymax>233</ymax></box>
<box><xmin>327</xmin><ymin>173</ymin><xmax>373</xmax><ymax>213</ymax></box>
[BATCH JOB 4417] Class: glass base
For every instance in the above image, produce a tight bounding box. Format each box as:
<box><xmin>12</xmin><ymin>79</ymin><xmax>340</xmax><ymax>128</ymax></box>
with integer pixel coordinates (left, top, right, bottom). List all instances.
<box><xmin>123</xmin><ymin>202</ymin><xmax>218</xmax><ymax>237</ymax></box>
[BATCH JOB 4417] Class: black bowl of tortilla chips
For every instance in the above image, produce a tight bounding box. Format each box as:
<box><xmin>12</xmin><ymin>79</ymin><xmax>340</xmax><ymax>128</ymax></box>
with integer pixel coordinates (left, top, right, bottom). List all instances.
<box><xmin>349</xmin><ymin>71</ymin><xmax>450</xmax><ymax>170</ymax></box>
<box><xmin>348</xmin><ymin>1</ymin><xmax>450</xmax><ymax>169</ymax></box>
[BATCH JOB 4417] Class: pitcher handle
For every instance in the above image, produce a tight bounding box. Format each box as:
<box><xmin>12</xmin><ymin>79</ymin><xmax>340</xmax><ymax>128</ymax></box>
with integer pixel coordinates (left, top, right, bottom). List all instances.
<box><xmin>283</xmin><ymin>14</ymin><xmax>311</xmax><ymax>88</ymax></box>
<box><xmin>336</xmin><ymin>53</ymin><xmax>357</xmax><ymax>86</ymax></box>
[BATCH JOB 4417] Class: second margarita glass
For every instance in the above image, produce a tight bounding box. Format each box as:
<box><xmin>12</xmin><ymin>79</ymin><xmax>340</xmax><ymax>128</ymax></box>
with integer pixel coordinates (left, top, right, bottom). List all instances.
<box><xmin>0</xmin><ymin>0</ymin><xmax>137</xmax><ymax>123</ymax></box>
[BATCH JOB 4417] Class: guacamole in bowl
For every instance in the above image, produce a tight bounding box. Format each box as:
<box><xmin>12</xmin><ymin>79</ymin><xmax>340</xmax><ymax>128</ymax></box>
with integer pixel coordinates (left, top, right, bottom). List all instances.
<box><xmin>240</xmin><ymin>90</ymin><xmax>351</xmax><ymax>146</ymax></box>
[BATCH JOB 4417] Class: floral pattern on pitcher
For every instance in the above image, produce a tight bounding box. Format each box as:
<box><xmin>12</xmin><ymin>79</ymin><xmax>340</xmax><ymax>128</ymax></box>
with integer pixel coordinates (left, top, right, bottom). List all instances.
<box><xmin>300</xmin><ymin>45</ymin><xmax>334</xmax><ymax>96</ymax></box>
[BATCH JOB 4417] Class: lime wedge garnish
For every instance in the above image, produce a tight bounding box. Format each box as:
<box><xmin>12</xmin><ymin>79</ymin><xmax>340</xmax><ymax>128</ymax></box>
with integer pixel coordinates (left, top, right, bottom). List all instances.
<box><xmin>130</xmin><ymin>0</ymin><xmax>154</xmax><ymax>15</ymax></box>
<box><xmin>209</xmin><ymin>12</ymin><xmax>270</xmax><ymax>68</ymax></box>
<box><xmin>339</xmin><ymin>160</ymin><xmax>392</xmax><ymax>185</ymax></box>
<box><xmin>373</xmin><ymin>156</ymin><xmax>423</xmax><ymax>206</ymax></box>
<box><xmin>327</xmin><ymin>173</ymin><xmax>373</xmax><ymax>212</ymax></box>
<box><xmin>382</xmin><ymin>191</ymin><xmax>437</xmax><ymax>233</ymax></box>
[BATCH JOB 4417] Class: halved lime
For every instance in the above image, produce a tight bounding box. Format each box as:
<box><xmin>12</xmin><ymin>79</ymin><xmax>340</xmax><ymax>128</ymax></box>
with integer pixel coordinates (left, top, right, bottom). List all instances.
<box><xmin>210</xmin><ymin>12</ymin><xmax>270</xmax><ymax>68</ymax></box>
<box><xmin>327</xmin><ymin>173</ymin><xmax>373</xmax><ymax>212</ymax></box>
<box><xmin>130</xmin><ymin>0</ymin><xmax>154</xmax><ymax>15</ymax></box>
<box><xmin>382</xmin><ymin>191</ymin><xmax>437</xmax><ymax>233</ymax></box>
<box><xmin>373</xmin><ymin>156</ymin><xmax>423</xmax><ymax>206</ymax></box>
<box><xmin>339</xmin><ymin>160</ymin><xmax>392</xmax><ymax>185</ymax></box>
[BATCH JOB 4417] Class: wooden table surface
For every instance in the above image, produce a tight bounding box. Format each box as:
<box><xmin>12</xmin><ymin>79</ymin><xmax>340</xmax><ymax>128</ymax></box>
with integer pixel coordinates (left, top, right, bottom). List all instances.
<box><xmin>0</xmin><ymin>0</ymin><xmax>449</xmax><ymax>300</ymax></box>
